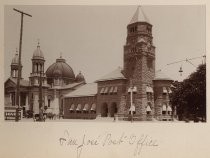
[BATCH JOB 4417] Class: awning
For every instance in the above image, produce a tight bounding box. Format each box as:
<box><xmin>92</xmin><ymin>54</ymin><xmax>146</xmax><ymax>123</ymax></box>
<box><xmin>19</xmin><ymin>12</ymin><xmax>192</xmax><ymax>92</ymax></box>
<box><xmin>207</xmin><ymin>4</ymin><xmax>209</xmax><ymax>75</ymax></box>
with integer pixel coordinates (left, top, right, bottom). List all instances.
<box><xmin>133</xmin><ymin>86</ymin><xmax>137</xmax><ymax>92</ymax></box>
<box><xmin>103</xmin><ymin>87</ymin><xmax>109</xmax><ymax>94</ymax></box>
<box><xmin>146</xmin><ymin>86</ymin><xmax>153</xmax><ymax>93</ymax></box>
<box><xmin>91</xmin><ymin>103</ymin><xmax>96</xmax><ymax>111</ymax></box>
<box><xmin>163</xmin><ymin>87</ymin><xmax>167</xmax><ymax>93</ymax></box>
<box><xmin>168</xmin><ymin>88</ymin><xmax>172</xmax><ymax>94</ymax></box>
<box><xmin>113</xmin><ymin>86</ymin><xmax>118</xmax><ymax>93</ymax></box>
<box><xmin>128</xmin><ymin>86</ymin><xmax>137</xmax><ymax>93</ymax></box>
<box><xmin>146</xmin><ymin>105</ymin><xmax>152</xmax><ymax>112</ymax></box>
<box><xmin>167</xmin><ymin>106</ymin><xmax>172</xmax><ymax>112</ymax></box>
<box><xmin>129</xmin><ymin>105</ymin><xmax>135</xmax><ymax>112</ymax></box>
<box><xmin>76</xmin><ymin>104</ymin><xmax>82</xmax><ymax>111</ymax></box>
<box><xmin>109</xmin><ymin>87</ymin><xmax>114</xmax><ymax>93</ymax></box>
<box><xmin>162</xmin><ymin>104</ymin><xmax>167</xmax><ymax>111</ymax></box>
<box><xmin>100</xmin><ymin>88</ymin><xmax>105</xmax><ymax>94</ymax></box>
<box><xmin>69</xmin><ymin>104</ymin><xmax>75</xmax><ymax>111</ymax></box>
<box><xmin>83</xmin><ymin>104</ymin><xmax>89</xmax><ymax>111</ymax></box>
<box><xmin>170</xmin><ymin>84</ymin><xmax>176</xmax><ymax>88</ymax></box>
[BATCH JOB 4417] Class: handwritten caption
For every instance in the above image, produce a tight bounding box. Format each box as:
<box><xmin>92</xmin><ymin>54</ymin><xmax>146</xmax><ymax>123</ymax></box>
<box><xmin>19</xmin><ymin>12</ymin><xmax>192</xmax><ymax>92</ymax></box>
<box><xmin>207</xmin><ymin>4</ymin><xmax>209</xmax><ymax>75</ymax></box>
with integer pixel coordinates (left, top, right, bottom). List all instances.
<box><xmin>59</xmin><ymin>130</ymin><xmax>158</xmax><ymax>158</ymax></box>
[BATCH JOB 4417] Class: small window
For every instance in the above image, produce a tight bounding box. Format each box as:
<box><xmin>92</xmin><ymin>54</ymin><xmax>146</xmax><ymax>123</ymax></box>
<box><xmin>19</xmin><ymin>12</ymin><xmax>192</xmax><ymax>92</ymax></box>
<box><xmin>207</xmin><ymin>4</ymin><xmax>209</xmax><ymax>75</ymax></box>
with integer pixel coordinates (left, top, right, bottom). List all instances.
<box><xmin>162</xmin><ymin>104</ymin><xmax>167</xmax><ymax>115</ymax></box>
<box><xmin>147</xmin><ymin>58</ymin><xmax>153</xmax><ymax>69</ymax></box>
<box><xmin>48</xmin><ymin>99</ymin><xmax>50</xmax><ymax>107</ymax></box>
<box><xmin>162</xmin><ymin>111</ymin><xmax>166</xmax><ymax>115</ymax></box>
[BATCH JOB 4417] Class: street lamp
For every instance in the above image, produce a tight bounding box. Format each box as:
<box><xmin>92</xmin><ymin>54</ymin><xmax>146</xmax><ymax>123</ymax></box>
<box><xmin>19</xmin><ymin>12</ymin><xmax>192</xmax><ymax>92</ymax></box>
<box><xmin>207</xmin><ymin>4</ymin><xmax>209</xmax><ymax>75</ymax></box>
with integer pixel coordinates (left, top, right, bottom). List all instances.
<box><xmin>128</xmin><ymin>81</ymin><xmax>137</xmax><ymax>123</ymax></box>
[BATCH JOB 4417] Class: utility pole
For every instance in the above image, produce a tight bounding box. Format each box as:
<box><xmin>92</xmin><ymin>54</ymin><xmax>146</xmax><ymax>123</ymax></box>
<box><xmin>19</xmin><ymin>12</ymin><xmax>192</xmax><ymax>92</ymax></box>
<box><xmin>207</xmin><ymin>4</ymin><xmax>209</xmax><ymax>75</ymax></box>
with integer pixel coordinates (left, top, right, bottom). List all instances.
<box><xmin>14</xmin><ymin>8</ymin><xmax>32</xmax><ymax>122</ymax></box>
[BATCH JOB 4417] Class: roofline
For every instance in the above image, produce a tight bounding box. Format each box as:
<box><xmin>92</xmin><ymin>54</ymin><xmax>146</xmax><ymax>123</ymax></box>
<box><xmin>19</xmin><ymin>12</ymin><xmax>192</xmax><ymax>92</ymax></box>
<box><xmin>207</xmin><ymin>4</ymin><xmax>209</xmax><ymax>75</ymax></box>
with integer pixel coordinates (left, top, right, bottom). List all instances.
<box><xmin>95</xmin><ymin>77</ymin><xmax>127</xmax><ymax>82</ymax></box>
<box><xmin>153</xmin><ymin>78</ymin><xmax>173</xmax><ymax>81</ymax></box>
<box><xmin>63</xmin><ymin>94</ymin><xmax>97</xmax><ymax>98</ymax></box>
<box><xmin>127</xmin><ymin>21</ymin><xmax>152</xmax><ymax>27</ymax></box>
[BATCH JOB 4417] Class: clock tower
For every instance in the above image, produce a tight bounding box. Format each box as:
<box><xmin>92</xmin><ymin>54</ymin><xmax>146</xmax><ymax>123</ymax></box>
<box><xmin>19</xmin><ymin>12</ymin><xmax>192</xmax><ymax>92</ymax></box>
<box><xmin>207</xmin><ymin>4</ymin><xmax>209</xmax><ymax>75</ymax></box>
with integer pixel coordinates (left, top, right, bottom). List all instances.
<box><xmin>124</xmin><ymin>6</ymin><xmax>155</xmax><ymax>120</ymax></box>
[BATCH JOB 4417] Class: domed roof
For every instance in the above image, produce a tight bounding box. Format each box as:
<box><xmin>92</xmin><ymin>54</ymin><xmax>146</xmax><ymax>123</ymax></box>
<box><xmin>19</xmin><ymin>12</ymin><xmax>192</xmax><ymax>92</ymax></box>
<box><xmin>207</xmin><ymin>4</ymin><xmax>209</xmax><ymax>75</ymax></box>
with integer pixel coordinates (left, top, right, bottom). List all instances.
<box><xmin>32</xmin><ymin>43</ymin><xmax>44</xmax><ymax>60</ymax></box>
<box><xmin>11</xmin><ymin>53</ymin><xmax>19</xmax><ymax>65</ymax></box>
<box><xmin>46</xmin><ymin>56</ymin><xmax>75</xmax><ymax>79</ymax></box>
<box><xmin>75</xmin><ymin>71</ymin><xmax>85</xmax><ymax>82</ymax></box>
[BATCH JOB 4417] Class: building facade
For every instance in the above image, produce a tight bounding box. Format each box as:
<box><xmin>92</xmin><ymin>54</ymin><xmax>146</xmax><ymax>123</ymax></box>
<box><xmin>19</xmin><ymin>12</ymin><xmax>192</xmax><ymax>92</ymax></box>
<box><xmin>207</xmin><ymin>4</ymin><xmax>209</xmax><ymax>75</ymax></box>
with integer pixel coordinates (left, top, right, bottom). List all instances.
<box><xmin>4</xmin><ymin>6</ymin><xmax>174</xmax><ymax>121</ymax></box>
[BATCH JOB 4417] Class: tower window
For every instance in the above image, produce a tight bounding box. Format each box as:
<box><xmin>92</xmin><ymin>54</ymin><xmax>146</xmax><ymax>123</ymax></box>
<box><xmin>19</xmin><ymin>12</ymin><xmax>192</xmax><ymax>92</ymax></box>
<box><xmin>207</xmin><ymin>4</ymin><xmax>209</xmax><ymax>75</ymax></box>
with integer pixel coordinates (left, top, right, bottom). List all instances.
<box><xmin>147</xmin><ymin>58</ymin><xmax>153</xmax><ymax>69</ymax></box>
<box><xmin>130</xmin><ymin>26</ymin><xmax>137</xmax><ymax>33</ymax></box>
<box><xmin>48</xmin><ymin>99</ymin><xmax>51</xmax><ymax>107</ymax></box>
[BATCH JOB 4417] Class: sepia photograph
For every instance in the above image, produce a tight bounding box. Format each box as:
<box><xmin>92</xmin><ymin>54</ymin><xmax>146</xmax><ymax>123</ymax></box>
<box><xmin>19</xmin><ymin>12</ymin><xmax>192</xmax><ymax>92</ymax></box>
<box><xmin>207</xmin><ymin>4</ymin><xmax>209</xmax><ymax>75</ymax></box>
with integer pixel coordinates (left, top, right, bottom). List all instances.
<box><xmin>4</xmin><ymin>5</ymin><xmax>206</xmax><ymax>123</ymax></box>
<box><xmin>1</xmin><ymin>1</ymin><xmax>210</xmax><ymax>158</ymax></box>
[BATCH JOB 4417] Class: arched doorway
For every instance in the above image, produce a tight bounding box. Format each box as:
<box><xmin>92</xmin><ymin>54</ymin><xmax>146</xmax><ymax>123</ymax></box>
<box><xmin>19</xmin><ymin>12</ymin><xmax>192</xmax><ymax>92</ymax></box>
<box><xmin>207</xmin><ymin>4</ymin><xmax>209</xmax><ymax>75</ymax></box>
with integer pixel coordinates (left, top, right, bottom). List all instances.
<box><xmin>110</xmin><ymin>102</ymin><xmax>118</xmax><ymax>117</ymax></box>
<box><xmin>101</xmin><ymin>103</ymin><xmax>108</xmax><ymax>117</ymax></box>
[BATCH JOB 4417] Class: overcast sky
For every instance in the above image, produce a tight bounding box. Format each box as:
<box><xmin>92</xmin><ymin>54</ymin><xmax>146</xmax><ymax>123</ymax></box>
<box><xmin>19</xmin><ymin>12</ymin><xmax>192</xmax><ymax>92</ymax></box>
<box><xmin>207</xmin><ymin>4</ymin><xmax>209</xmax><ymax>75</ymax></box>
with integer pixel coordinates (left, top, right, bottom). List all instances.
<box><xmin>4</xmin><ymin>5</ymin><xmax>205</xmax><ymax>83</ymax></box>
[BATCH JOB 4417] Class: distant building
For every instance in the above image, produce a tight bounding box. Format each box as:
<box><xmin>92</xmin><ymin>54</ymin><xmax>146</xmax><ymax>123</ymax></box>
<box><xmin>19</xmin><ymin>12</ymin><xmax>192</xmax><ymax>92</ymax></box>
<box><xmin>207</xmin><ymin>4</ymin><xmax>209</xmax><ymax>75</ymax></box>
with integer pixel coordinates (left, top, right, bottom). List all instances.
<box><xmin>4</xmin><ymin>6</ymin><xmax>174</xmax><ymax>121</ymax></box>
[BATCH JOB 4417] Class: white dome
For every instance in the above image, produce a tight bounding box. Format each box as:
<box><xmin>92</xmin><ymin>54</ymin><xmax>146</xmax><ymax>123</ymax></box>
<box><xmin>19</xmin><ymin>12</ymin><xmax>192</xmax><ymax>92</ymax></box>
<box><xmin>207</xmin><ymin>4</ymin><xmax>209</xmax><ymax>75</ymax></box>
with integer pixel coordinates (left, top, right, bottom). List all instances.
<box><xmin>32</xmin><ymin>45</ymin><xmax>44</xmax><ymax>60</ymax></box>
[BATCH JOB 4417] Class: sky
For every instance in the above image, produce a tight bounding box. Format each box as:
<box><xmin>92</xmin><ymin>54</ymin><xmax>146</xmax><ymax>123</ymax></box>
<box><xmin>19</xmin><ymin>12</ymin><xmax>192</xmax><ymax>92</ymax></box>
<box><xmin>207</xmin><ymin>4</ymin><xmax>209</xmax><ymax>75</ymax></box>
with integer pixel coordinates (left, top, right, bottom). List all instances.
<box><xmin>4</xmin><ymin>5</ymin><xmax>205</xmax><ymax>83</ymax></box>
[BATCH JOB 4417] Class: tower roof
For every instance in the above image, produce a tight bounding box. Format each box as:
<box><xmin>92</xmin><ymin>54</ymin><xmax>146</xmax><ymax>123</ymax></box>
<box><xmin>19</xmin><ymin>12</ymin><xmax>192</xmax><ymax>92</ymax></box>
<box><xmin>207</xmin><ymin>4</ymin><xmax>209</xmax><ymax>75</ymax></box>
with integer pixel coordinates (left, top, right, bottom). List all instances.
<box><xmin>11</xmin><ymin>51</ymin><xmax>19</xmax><ymax>65</ymax></box>
<box><xmin>129</xmin><ymin>6</ymin><xmax>150</xmax><ymax>24</ymax></box>
<box><xmin>32</xmin><ymin>42</ymin><xmax>44</xmax><ymax>60</ymax></box>
<box><xmin>75</xmin><ymin>71</ymin><xmax>85</xmax><ymax>83</ymax></box>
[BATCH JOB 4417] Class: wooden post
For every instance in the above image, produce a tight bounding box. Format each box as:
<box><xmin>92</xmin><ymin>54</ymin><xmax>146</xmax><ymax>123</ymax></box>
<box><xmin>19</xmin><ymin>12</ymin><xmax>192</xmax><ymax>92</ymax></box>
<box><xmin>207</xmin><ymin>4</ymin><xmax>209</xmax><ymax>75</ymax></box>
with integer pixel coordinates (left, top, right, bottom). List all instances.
<box><xmin>13</xmin><ymin>8</ymin><xmax>32</xmax><ymax>122</ymax></box>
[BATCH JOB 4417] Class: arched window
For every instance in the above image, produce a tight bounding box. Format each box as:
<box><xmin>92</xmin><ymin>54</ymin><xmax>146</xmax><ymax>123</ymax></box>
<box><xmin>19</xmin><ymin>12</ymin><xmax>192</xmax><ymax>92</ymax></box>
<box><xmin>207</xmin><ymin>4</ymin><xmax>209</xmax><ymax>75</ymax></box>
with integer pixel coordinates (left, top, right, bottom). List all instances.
<box><xmin>162</xmin><ymin>104</ymin><xmax>167</xmax><ymax>115</ymax></box>
<box><xmin>54</xmin><ymin>78</ymin><xmax>59</xmax><ymax>85</ymax></box>
<box><xmin>83</xmin><ymin>104</ymin><xmax>89</xmax><ymax>113</ymax></box>
<box><xmin>167</xmin><ymin>106</ymin><xmax>172</xmax><ymax>115</ymax></box>
<box><xmin>69</xmin><ymin>104</ymin><xmax>75</xmax><ymax>113</ymax></box>
<box><xmin>48</xmin><ymin>99</ymin><xmax>50</xmax><ymax>107</ymax></box>
<box><xmin>90</xmin><ymin>103</ymin><xmax>96</xmax><ymax>113</ymax></box>
<box><xmin>146</xmin><ymin>104</ymin><xmax>152</xmax><ymax>115</ymax></box>
<box><xmin>76</xmin><ymin>104</ymin><xmax>82</xmax><ymax>113</ymax></box>
<box><xmin>36</xmin><ymin>63</ymin><xmax>38</xmax><ymax>72</ymax></box>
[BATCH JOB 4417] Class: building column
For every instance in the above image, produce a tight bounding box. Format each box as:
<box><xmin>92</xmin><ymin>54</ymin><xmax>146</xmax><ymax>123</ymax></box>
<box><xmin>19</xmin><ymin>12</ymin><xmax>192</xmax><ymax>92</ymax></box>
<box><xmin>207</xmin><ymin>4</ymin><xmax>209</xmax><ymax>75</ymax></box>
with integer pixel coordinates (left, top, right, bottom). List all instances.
<box><xmin>52</xmin><ymin>89</ymin><xmax>59</xmax><ymax>115</ymax></box>
<box><xmin>33</xmin><ymin>94</ymin><xmax>39</xmax><ymax>114</ymax></box>
<box><xmin>9</xmin><ymin>93</ymin><xmax>12</xmax><ymax>103</ymax></box>
<box><xmin>45</xmin><ymin>94</ymin><xmax>48</xmax><ymax>108</ymax></box>
<box><xmin>16</xmin><ymin>70</ymin><xmax>18</xmax><ymax>77</ymax></box>
<box><xmin>25</xmin><ymin>94</ymin><xmax>29</xmax><ymax>111</ymax></box>
<box><xmin>108</xmin><ymin>105</ymin><xmax>111</xmax><ymax>117</ymax></box>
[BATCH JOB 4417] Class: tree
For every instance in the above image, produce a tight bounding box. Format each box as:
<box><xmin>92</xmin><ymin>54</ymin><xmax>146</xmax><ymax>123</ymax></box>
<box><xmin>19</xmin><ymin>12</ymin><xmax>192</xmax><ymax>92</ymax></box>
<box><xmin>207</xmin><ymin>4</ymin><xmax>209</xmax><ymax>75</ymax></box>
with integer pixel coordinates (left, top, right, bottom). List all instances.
<box><xmin>170</xmin><ymin>64</ymin><xmax>206</xmax><ymax>122</ymax></box>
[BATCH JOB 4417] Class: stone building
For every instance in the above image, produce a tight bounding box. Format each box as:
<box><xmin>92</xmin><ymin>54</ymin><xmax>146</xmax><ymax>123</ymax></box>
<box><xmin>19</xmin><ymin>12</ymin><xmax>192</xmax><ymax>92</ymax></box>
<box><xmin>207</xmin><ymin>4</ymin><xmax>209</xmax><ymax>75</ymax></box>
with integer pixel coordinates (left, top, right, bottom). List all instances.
<box><xmin>62</xmin><ymin>6</ymin><xmax>173</xmax><ymax>121</ymax></box>
<box><xmin>4</xmin><ymin>6</ymin><xmax>174</xmax><ymax>121</ymax></box>
<box><xmin>5</xmin><ymin>43</ymin><xmax>85</xmax><ymax>117</ymax></box>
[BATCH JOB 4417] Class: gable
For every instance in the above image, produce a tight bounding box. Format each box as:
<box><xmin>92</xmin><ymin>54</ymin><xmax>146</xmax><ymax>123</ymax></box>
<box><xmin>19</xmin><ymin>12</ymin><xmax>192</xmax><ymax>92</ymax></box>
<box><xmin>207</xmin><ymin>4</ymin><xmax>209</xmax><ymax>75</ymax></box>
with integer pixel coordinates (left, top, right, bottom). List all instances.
<box><xmin>5</xmin><ymin>78</ymin><xmax>16</xmax><ymax>89</ymax></box>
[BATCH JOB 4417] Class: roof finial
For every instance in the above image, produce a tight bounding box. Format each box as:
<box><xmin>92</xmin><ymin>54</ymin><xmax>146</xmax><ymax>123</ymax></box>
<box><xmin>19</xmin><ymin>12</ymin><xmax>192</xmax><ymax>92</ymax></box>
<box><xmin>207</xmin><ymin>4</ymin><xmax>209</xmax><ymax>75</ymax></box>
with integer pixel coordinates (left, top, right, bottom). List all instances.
<box><xmin>15</xmin><ymin>48</ymin><xmax>18</xmax><ymax>55</ymax></box>
<box><xmin>37</xmin><ymin>38</ymin><xmax>40</xmax><ymax>47</ymax></box>
<box><xmin>60</xmin><ymin>52</ymin><xmax>62</xmax><ymax>58</ymax></box>
<box><xmin>129</xmin><ymin>5</ymin><xmax>150</xmax><ymax>24</ymax></box>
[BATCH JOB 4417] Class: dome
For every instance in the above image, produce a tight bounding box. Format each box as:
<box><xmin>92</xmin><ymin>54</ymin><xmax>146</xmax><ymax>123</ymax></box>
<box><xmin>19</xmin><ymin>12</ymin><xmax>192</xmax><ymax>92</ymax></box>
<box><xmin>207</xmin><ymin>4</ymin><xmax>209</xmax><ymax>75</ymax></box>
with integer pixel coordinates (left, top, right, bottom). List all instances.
<box><xmin>11</xmin><ymin>53</ymin><xmax>19</xmax><ymax>65</ymax></box>
<box><xmin>46</xmin><ymin>56</ymin><xmax>75</xmax><ymax>80</ymax></box>
<box><xmin>53</xmin><ymin>69</ymin><xmax>62</xmax><ymax>77</ymax></box>
<box><xmin>32</xmin><ymin>44</ymin><xmax>44</xmax><ymax>60</ymax></box>
<box><xmin>75</xmin><ymin>71</ymin><xmax>85</xmax><ymax>82</ymax></box>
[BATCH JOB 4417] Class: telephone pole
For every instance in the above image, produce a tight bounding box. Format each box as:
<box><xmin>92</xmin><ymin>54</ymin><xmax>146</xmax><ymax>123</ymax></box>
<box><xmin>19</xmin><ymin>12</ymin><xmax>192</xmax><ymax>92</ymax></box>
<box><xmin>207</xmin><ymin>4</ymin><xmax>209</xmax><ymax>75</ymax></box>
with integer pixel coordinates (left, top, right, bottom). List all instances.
<box><xmin>14</xmin><ymin>8</ymin><xmax>32</xmax><ymax>122</ymax></box>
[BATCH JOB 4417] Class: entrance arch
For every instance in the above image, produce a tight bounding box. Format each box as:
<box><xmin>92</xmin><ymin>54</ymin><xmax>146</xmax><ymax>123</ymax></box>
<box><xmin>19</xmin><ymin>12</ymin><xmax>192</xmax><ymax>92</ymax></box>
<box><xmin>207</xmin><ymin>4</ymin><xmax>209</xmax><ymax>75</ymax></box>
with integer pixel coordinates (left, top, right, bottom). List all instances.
<box><xmin>110</xmin><ymin>102</ymin><xmax>118</xmax><ymax>117</ymax></box>
<box><xmin>101</xmin><ymin>103</ymin><xmax>108</xmax><ymax>117</ymax></box>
